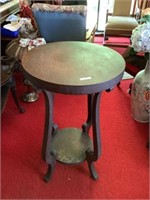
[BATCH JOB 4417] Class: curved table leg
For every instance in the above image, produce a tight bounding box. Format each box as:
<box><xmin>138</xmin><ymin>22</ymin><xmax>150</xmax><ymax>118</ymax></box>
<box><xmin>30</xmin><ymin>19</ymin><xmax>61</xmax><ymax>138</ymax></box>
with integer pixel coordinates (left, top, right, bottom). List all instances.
<box><xmin>44</xmin><ymin>164</ymin><xmax>53</xmax><ymax>183</ymax></box>
<box><xmin>42</xmin><ymin>90</ymin><xmax>56</xmax><ymax>182</ymax></box>
<box><xmin>44</xmin><ymin>150</ymin><xmax>57</xmax><ymax>182</ymax></box>
<box><xmin>82</xmin><ymin>94</ymin><xmax>93</xmax><ymax>134</ymax></box>
<box><xmin>85</xmin><ymin>92</ymin><xmax>102</xmax><ymax>180</ymax></box>
<box><xmin>86</xmin><ymin>148</ymin><xmax>99</xmax><ymax>180</ymax></box>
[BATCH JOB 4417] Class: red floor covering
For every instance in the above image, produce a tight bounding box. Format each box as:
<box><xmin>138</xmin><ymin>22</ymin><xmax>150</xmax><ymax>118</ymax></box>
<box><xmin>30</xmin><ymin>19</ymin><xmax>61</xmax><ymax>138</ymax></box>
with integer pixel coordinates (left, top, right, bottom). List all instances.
<box><xmin>1</xmin><ymin>72</ymin><xmax>149</xmax><ymax>199</ymax></box>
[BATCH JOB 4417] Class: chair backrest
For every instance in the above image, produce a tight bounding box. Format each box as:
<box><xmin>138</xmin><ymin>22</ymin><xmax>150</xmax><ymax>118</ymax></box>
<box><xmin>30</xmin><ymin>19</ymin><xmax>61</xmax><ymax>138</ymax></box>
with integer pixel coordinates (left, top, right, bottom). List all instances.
<box><xmin>32</xmin><ymin>3</ymin><xmax>87</xmax><ymax>43</ymax></box>
<box><xmin>112</xmin><ymin>0</ymin><xmax>135</xmax><ymax>16</ymax></box>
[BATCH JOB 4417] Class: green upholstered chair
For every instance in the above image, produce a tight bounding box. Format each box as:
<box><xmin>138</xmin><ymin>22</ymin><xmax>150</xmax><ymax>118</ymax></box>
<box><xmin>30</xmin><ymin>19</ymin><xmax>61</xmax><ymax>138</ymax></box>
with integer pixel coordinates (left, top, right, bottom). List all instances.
<box><xmin>103</xmin><ymin>0</ymin><xmax>139</xmax><ymax>47</ymax></box>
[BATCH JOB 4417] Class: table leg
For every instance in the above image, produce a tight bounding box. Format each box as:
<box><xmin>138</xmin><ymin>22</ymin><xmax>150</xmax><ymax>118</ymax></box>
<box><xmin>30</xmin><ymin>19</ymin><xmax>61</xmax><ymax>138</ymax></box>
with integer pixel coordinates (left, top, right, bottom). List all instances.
<box><xmin>42</xmin><ymin>90</ymin><xmax>56</xmax><ymax>182</ymax></box>
<box><xmin>9</xmin><ymin>78</ymin><xmax>25</xmax><ymax>113</ymax></box>
<box><xmin>82</xmin><ymin>94</ymin><xmax>93</xmax><ymax>133</ymax></box>
<box><xmin>84</xmin><ymin>93</ymin><xmax>102</xmax><ymax>180</ymax></box>
<box><xmin>42</xmin><ymin>91</ymin><xmax>102</xmax><ymax>181</ymax></box>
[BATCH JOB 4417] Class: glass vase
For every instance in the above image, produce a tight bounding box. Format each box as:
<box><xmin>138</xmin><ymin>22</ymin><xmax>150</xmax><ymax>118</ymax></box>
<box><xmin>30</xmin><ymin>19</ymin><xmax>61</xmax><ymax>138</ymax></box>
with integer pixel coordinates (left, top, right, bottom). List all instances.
<box><xmin>131</xmin><ymin>59</ymin><xmax>150</xmax><ymax>123</ymax></box>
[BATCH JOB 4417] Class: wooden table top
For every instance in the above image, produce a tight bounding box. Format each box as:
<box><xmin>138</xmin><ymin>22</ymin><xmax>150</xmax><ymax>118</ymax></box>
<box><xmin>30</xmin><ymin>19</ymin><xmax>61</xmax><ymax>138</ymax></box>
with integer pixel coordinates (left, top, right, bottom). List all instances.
<box><xmin>21</xmin><ymin>41</ymin><xmax>125</xmax><ymax>94</ymax></box>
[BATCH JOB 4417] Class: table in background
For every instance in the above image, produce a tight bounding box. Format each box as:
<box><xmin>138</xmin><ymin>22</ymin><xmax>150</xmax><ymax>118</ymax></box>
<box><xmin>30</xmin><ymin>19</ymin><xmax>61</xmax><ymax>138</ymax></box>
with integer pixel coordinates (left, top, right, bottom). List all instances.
<box><xmin>21</xmin><ymin>41</ymin><xmax>125</xmax><ymax>182</ymax></box>
<box><xmin>1</xmin><ymin>57</ymin><xmax>25</xmax><ymax>114</ymax></box>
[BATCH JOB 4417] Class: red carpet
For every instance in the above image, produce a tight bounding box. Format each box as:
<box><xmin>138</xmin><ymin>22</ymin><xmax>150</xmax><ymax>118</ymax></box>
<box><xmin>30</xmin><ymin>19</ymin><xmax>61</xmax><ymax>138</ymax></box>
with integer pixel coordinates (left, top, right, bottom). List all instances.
<box><xmin>94</xmin><ymin>35</ymin><xmax>130</xmax><ymax>45</ymax></box>
<box><xmin>94</xmin><ymin>35</ymin><xmax>129</xmax><ymax>55</ymax></box>
<box><xmin>1</xmin><ymin>71</ymin><xmax>149</xmax><ymax>199</ymax></box>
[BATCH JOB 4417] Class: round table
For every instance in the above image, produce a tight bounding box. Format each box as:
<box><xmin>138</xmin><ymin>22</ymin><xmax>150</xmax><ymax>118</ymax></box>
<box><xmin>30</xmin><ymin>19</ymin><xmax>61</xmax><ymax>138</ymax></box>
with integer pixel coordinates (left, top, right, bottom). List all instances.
<box><xmin>21</xmin><ymin>41</ymin><xmax>125</xmax><ymax>182</ymax></box>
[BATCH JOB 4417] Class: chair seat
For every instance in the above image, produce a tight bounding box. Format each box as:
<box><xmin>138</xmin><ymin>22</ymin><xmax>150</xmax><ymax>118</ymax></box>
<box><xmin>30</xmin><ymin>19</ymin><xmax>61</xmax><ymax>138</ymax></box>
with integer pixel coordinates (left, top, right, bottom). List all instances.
<box><xmin>105</xmin><ymin>16</ymin><xmax>138</xmax><ymax>36</ymax></box>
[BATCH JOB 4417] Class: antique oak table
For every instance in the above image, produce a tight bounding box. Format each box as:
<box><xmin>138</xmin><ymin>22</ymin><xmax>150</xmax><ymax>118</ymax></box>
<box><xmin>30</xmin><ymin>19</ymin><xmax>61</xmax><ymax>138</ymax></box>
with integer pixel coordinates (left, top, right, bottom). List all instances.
<box><xmin>21</xmin><ymin>41</ymin><xmax>125</xmax><ymax>182</ymax></box>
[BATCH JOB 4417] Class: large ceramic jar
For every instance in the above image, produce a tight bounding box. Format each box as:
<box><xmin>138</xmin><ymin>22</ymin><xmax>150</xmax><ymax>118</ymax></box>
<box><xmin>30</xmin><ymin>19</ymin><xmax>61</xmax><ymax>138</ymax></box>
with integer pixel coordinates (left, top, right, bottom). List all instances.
<box><xmin>131</xmin><ymin>59</ymin><xmax>150</xmax><ymax>123</ymax></box>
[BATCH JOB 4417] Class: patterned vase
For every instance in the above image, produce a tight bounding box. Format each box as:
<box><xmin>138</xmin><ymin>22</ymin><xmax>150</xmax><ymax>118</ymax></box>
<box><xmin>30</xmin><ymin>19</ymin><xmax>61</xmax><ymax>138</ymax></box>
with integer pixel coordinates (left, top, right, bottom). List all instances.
<box><xmin>131</xmin><ymin>59</ymin><xmax>150</xmax><ymax>123</ymax></box>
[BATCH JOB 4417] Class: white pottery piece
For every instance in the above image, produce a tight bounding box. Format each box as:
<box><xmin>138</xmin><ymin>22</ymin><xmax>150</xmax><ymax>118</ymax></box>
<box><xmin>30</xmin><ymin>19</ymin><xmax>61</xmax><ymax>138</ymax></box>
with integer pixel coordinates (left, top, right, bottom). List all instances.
<box><xmin>131</xmin><ymin>59</ymin><xmax>150</xmax><ymax>123</ymax></box>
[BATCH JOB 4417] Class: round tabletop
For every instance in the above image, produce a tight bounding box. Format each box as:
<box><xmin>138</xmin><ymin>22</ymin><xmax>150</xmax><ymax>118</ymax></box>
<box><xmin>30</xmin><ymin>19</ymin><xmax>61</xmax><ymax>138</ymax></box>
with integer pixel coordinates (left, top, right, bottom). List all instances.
<box><xmin>21</xmin><ymin>41</ymin><xmax>125</xmax><ymax>94</ymax></box>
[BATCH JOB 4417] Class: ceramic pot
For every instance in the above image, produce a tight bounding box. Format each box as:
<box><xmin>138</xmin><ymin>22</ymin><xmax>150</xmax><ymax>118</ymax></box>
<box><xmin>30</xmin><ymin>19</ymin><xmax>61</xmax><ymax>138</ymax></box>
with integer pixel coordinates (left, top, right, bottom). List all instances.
<box><xmin>131</xmin><ymin>59</ymin><xmax>150</xmax><ymax>123</ymax></box>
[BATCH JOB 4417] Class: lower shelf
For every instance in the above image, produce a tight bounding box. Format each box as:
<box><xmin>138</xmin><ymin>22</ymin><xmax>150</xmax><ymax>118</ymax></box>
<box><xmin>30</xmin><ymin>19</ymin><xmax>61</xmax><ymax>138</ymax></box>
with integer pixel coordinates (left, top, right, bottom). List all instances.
<box><xmin>50</xmin><ymin>128</ymin><xmax>93</xmax><ymax>164</ymax></box>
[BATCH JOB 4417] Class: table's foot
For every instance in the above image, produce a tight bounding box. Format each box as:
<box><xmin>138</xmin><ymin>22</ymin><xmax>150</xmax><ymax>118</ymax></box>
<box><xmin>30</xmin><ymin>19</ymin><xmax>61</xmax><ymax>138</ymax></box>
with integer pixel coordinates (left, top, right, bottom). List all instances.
<box><xmin>44</xmin><ymin>163</ymin><xmax>55</xmax><ymax>183</ymax></box>
<box><xmin>88</xmin><ymin>161</ymin><xmax>99</xmax><ymax>180</ymax></box>
<box><xmin>44</xmin><ymin>150</ymin><xmax>56</xmax><ymax>183</ymax></box>
<box><xmin>86</xmin><ymin>148</ymin><xmax>99</xmax><ymax>180</ymax></box>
